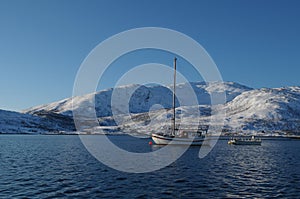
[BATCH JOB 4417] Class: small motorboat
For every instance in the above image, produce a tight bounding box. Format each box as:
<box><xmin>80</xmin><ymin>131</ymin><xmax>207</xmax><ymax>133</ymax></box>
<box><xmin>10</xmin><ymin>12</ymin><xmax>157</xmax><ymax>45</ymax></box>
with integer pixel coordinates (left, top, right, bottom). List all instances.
<box><xmin>228</xmin><ymin>136</ymin><xmax>262</xmax><ymax>145</ymax></box>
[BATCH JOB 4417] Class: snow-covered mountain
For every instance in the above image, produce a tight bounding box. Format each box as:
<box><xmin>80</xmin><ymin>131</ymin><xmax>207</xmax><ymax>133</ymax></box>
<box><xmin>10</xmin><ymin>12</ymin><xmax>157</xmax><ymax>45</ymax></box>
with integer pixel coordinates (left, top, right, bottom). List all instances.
<box><xmin>224</xmin><ymin>86</ymin><xmax>300</xmax><ymax>134</ymax></box>
<box><xmin>0</xmin><ymin>109</ymin><xmax>75</xmax><ymax>134</ymax></box>
<box><xmin>24</xmin><ymin>81</ymin><xmax>252</xmax><ymax>118</ymax></box>
<box><xmin>1</xmin><ymin>81</ymin><xmax>299</xmax><ymax>135</ymax></box>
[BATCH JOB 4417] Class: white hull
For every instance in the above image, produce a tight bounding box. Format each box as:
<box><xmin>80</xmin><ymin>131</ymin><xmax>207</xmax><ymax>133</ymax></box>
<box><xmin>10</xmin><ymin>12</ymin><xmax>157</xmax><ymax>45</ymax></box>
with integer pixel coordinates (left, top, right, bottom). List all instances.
<box><xmin>228</xmin><ymin>137</ymin><xmax>262</xmax><ymax>145</ymax></box>
<box><xmin>152</xmin><ymin>133</ymin><xmax>204</xmax><ymax>146</ymax></box>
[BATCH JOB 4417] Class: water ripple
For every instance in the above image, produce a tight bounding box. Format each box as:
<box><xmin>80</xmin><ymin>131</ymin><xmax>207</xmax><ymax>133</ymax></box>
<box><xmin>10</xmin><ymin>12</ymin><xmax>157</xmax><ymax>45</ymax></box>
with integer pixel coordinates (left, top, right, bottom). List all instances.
<box><xmin>0</xmin><ymin>135</ymin><xmax>299</xmax><ymax>198</ymax></box>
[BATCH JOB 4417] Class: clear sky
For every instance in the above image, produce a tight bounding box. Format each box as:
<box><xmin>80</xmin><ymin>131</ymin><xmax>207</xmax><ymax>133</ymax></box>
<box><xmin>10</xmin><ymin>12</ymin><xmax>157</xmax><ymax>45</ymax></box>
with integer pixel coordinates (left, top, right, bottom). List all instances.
<box><xmin>0</xmin><ymin>0</ymin><xmax>299</xmax><ymax>111</ymax></box>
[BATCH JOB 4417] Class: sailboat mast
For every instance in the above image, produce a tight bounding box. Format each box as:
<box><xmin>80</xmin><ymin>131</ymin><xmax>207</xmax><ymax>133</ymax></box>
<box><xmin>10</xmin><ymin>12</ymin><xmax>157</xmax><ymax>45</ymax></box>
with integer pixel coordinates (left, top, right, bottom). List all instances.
<box><xmin>172</xmin><ymin>57</ymin><xmax>177</xmax><ymax>136</ymax></box>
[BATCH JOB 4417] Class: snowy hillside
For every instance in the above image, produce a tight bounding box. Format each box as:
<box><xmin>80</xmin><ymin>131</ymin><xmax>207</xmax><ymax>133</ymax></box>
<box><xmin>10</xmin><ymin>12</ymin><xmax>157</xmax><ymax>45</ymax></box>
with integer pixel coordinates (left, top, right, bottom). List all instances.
<box><xmin>0</xmin><ymin>109</ymin><xmax>75</xmax><ymax>134</ymax></box>
<box><xmin>224</xmin><ymin>86</ymin><xmax>300</xmax><ymax>134</ymax></box>
<box><xmin>24</xmin><ymin>81</ymin><xmax>252</xmax><ymax>118</ymax></box>
<box><xmin>115</xmin><ymin>85</ymin><xmax>300</xmax><ymax>135</ymax></box>
<box><xmin>1</xmin><ymin>81</ymin><xmax>298</xmax><ymax>135</ymax></box>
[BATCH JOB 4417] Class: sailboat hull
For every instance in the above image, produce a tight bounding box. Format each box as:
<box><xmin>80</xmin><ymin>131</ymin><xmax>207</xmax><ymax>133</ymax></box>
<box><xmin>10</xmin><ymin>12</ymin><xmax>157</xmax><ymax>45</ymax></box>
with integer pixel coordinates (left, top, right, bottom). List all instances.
<box><xmin>152</xmin><ymin>133</ymin><xmax>204</xmax><ymax>146</ymax></box>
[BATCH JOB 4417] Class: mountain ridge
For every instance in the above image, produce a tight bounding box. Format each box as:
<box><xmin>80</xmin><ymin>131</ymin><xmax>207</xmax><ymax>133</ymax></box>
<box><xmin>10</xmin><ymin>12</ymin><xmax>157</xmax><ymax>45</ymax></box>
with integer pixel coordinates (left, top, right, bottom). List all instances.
<box><xmin>0</xmin><ymin>81</ymin><xmax>299</xmax><ymax>135</ymax></box>
<box><xmin>23</xmin><ymin>81</ymin><xmax>252</xmax><ymax>117</ymax></box>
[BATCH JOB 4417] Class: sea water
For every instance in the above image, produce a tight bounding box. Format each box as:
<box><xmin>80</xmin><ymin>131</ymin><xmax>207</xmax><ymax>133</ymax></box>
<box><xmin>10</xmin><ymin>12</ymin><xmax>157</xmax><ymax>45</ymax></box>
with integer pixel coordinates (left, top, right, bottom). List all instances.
<box><xmin>0</xmin><ymin>135</ymin><xmax>299</xmax><ymax>198</ymax></box>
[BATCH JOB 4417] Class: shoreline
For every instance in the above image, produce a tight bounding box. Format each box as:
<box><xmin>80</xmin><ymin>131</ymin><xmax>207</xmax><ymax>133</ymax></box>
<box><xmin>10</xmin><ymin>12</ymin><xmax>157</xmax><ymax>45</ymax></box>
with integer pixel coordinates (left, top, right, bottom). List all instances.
<box><xmin>1</xmin><ymin>133</ymin><xmax>300</xmax><ymax>140</ymax></box>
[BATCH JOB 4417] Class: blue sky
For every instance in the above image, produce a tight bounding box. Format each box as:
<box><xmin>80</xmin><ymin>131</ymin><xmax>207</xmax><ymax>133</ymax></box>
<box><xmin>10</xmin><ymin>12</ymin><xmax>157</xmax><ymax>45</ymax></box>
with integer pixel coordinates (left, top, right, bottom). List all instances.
<box><xmin>0</xmin><ymin>0</ymin><xmax>299</xmax><ymax>111</ymax></box>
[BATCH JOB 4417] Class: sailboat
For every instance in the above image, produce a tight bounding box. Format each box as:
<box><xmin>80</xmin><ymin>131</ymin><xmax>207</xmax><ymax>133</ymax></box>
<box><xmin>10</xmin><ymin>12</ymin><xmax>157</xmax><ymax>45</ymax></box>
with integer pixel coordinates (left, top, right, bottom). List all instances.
<box><xmin>151</xmin><ymin>58</ymin><xmax>206</xmax><ymax>146</ymax></box>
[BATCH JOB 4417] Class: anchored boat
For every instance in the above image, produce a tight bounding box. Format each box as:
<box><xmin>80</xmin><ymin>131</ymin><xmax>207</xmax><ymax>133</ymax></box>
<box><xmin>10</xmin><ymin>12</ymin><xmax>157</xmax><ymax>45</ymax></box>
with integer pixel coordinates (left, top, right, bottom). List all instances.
<box><xmin>228</xmin><ymin>136</ymin><xmax>262</xmax><ymax>145</ymax></box>
<box><xmin>152</xmin><ymin>130</ymin><xmax>205</xmax><ymax>146</ymax></box>
<box><xmin>151</xmin><ymin>58</ymin><xmax>206</xmax><ymax>146</ymax></box>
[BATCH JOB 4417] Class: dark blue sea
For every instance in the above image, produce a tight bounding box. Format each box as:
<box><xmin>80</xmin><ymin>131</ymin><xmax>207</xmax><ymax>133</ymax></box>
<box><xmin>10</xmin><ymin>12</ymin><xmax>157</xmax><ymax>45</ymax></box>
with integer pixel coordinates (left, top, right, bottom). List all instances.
<box><xmin>0</xmin><ymin>135</ymin><xmax>299</xmax><ymax>198</ymax></box>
